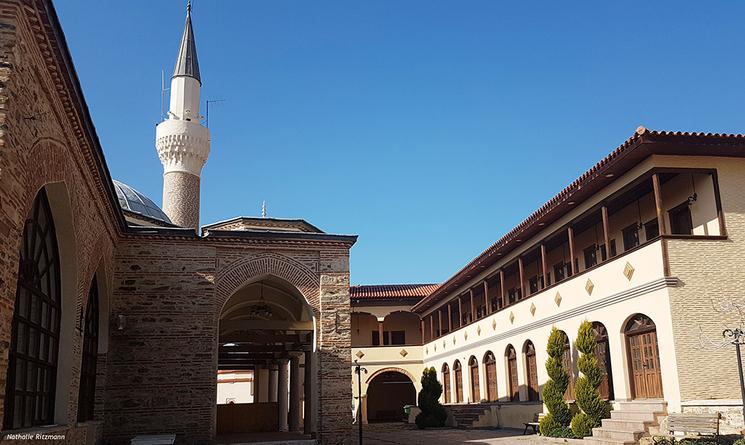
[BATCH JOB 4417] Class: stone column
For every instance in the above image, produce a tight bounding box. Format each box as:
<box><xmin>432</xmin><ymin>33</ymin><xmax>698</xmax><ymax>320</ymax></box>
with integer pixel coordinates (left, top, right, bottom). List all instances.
<box><xmin>303</xmin><ymin>350</ymin><xmax>313</xmax><ymax>434</ymax></box>
<box><xmin>269</xmin><ymin>364</ymin><xmax>279</xmax><ymax>403</ymax></box>
<box><xmin>278</xmin><ymin>358</ymin><xmax>289</xmax><ymax>432</ymax></box>
<box><xmin>289</xmin><ymin>354</ymin><xmax>302</xmax><ymax>431</ymax></box>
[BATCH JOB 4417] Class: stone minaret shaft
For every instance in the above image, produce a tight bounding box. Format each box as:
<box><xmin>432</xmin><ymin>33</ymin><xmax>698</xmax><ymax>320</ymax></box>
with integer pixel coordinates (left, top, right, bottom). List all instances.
<box><xmin>155</xmin><ymin>3</ymin><xmax>210</xmax><ymax>230</ymax></box>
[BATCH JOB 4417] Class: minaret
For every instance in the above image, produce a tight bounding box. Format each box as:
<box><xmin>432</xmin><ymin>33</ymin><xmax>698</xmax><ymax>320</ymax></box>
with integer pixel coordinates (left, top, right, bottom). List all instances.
<box><xmin>156</xmin><ymin>2</ymin><xmax>210</xmax><ymax>230</ymax></box>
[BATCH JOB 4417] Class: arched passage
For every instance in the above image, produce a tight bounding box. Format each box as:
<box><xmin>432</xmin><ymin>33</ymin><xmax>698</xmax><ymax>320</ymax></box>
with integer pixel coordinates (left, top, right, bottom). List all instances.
<box><xmin>506</xmin><ymin>345</ymin><xmax>519</xmax><ymax>401</ymax></box>
<box><xmin>468</xmin><ymin>356</ymin><xmax>480</xmax><ymax>403</ymax></box>
<box><xmin>217</xmin><ymin>275</ymin><xmax>315</xmax><ymax>437</ymax></box>
<box><xmin>624</xmin><ymin>314</ymin><xmax>663</xmax><ymax>399</ymax></box>
<box><xmin>366</xmin><ymin>371</ymin><xmax>416</xmax><ymax>422</ymax></box>
<box><xmin>483</xmin><ymin>351</ymin><xmax>497</xmax><ymax>402</ymax></box>
<box><xmin>453</xmin><ymin>360</ymin><xmax>464</xmax><ymax>403</ymax></box>
<box><xmin>441</xmin><ymin>363</ymin><xmax>451</xmax><ymax>404</ymax></box>
<box><xmin>382</xmin><ymin>311</ymin><xmax>421</xmax><ymax>345</ymax></box>
<box><xmin>523</xmin><ymin>340</ymin><xmax>539</xmax><ymax>401</ymax></box>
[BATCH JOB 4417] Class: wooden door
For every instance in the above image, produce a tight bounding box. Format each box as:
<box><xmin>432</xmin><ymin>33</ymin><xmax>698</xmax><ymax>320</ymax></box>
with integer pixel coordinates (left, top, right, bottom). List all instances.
<box><xmin>469</xmin><ymin>359</ymin><xmax>480</xmax><ymax>402</ymax></box>
<box><xmin>443</xmin><ymin>369</ymin><xmax>451</xmax><ymax>404</ymax></box>
<box><xmin>507</xmin><ymin>346</ymin><xmax>519</xmax><ymax>401</ymax></box>
<box><xmin>626</xmin><ymin>315</ymin><xmax>663</xmax><ymax>399</ymax></box>
<box><xmin>525</xmin><ymin>342</ymin><xmax>539</xmax><ymax>401</ymax></box>
<box><xmin>485</xmin><ymin>354</ymin><xmax>497</xmax><ymax>401</ymax></box>
<box><xmin>454</xmin><ymin>362</ymin><xmax>464</xmax><ymax>403</ymax></box>
<box><xmin>593</xmin><ymin>322</ymin><xmax>614</xmax><ymax>400</ymax></box>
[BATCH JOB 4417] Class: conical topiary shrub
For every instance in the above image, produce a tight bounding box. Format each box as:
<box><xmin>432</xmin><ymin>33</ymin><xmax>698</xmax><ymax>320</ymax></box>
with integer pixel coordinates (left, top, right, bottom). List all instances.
<box><xmin>571</xmin><ymin>321</ymin><xmax>611</xmax><ymax>437</ymax></box>
<box><xmin>539</xmin><ymin>327</ymin><xmax>574</xmax><ymax>437</ymax></box>
<box><xmin>415</xmin><ymin>367</ymin><xmax>447</xmax><ymax>428</ymax></box>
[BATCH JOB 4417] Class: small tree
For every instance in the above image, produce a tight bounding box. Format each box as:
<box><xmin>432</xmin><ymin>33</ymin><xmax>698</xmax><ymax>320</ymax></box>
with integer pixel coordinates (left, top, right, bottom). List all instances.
<box><xmin>571</xmin><ymin>321</ymin><xmax>611</xmax><ymax>437</ymax></box>
<box><xmin>415</xmin><ymin>367</ymin><xmax>447</xmax><ymax>429</ymax></box>
<box><xmin>539</xmin><ymin>327</ymin><xmax>574</xmax><ymax>437</ymax></box>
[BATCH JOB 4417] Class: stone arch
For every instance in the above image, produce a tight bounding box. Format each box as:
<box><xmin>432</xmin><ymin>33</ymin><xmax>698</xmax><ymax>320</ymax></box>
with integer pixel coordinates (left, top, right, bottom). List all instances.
<box><xmin>215</xmin><ymin>253</ymin><xmax>320</xmax><ymax>316</ymax></box>
<box><xmin>365</xmin><ymin>367</ymin><xmax>417</xmax><ymax>386</ymax></box>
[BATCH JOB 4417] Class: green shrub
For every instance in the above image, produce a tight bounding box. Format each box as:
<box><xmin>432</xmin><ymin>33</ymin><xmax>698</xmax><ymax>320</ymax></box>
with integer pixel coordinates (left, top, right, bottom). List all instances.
<box><xmin>415</xmin><ymin>367</ymin><xmax>447</xmax><ymax>429</ymax></box>
<box><xmin>570</xmin><ymin>321</ymin><xmax>610</xmax><ymax>437</ymax></box>
<box><xmin>539</xmin><ymin>328</ymin><xmax>574</xmax><ymax>437</ymax></box>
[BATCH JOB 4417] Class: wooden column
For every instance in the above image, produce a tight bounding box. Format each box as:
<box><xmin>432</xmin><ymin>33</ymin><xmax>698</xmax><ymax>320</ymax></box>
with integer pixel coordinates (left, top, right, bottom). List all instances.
<box><xmin>469</xmin><ymin>289</ymin><xmax>475</xmax><ymax>321</ymax></box>
<box><xmin>447</xmin><ymin>303</ymin><xmax>453</xmax><ymax>332</ymax></box>
<box><xmin>567</xmin><ymin>225</ymin><xmax>576</xmax><ymax>275</ymax></box>
<box><xmin>540</xmin><ymin>244</ymin><xmax>548</xmax><ymax>288</ymax></box>
<box><xmin>652</xmin><ymin>173</ymin><xmax>667</xmax><ymax>235</ymax></box>
<box><xmin>499</xmin><ymin>269</ymin><xmax>506</xmax><ymax>308</ymax></box>
<box><xmin>421</xmin><ymin>319</ymin><xmax>425</xmax><ymax>342</ymax></box>
<box><xmin>484</xmin><ymin>280</ymin><xmax>491</xmax><ymax>315</ymax></box>
<box><xmin>518</xmin><ymin>257</ymin><xmax>525</xmax><ymax>298</ymax></box>
<box><xmin>457</xmin><ymin>297</ymin><xmax>463</xmax><ymax>327</ymax></box>
<box><xmin>437</xmin><ymin>310</ymin><xmax>443</xmax><ymax>337</ymax></box>
<box><xmin>378</xmin><ymin>321</ymin><xmax>384</xmax><ymax>346</ymax></box>
<box><xmin>429</xmin><ymin>314</ymin><xmax>434</xmax><ymax>340</ymax></box>
<box><xmin>601</xmin><ymin>205</ymin><xmax>611</xmax><ymax>259</ymax></box>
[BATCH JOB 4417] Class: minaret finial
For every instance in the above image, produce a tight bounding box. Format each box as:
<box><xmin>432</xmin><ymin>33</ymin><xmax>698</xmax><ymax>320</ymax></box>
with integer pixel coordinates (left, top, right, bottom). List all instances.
<box><xmin>187</xmin><ymin>0</ymin><xmax>191</xmax><ymax>14</ymax></box>
<box><xmin>262</xmin><ymin>201</ymin><xmax>267</xmax><ymax>218</ymax></box>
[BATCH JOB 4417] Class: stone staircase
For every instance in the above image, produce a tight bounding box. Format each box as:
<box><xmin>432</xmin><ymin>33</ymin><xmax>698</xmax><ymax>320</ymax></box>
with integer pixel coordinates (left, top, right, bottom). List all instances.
<box><xmin>585</xmin><ymin>400</ymin><xmax>667</xmax><ymax>445</ymax></box>
<box><xmin>446</xmin><ymin>403</ymin><xmax>492</xmax><ymax>429</ymax></box>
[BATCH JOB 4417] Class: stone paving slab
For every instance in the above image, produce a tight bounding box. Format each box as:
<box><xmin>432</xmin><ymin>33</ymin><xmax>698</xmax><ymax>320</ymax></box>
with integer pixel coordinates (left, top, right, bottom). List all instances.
<box><xmin>356</xmin><ymin>423</ymin><xmax>581</xmax><ymax>445</ymax></box>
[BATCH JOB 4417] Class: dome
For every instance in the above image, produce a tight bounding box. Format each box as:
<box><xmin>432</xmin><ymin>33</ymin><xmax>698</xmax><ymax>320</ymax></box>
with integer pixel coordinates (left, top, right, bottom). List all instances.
<box><xmin>113</xmin><ymin>180</ymin><xmax>172</xmax><ymax>224</ymax></box>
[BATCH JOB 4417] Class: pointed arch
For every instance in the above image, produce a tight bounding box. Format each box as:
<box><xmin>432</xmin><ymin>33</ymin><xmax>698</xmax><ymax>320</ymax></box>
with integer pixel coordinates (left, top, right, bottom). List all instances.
<box><xmin>523</xmin><ymin>340</ymin><xmax>539</xmax><ymax>401</ymax></box>
<box><xmin>483</xmin><ymin>351</ymin><xmax>497</xmax><ymax>402</ymax></box>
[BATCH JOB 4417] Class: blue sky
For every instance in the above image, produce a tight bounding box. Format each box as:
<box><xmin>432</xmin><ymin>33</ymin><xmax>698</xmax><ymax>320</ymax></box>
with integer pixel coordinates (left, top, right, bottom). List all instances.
<box><xmin>55</xmin><ymin>1</ymin><xmax>745</xmax><ymax>285</ymax></box>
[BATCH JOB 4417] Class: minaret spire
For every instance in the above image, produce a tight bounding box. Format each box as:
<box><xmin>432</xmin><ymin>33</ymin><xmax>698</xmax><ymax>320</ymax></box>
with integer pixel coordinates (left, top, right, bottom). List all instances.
<box><xmin>155</xmin><ymin>3</ymin><xmax>211</xmax><ymax>230</ymax></box>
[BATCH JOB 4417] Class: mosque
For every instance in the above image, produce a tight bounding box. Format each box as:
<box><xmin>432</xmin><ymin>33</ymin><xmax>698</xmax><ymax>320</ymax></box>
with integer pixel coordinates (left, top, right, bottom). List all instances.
<box><xmin>2</xmin><ymin>1</ymin><xmax>745</xmax><ymax>445</ymax></box>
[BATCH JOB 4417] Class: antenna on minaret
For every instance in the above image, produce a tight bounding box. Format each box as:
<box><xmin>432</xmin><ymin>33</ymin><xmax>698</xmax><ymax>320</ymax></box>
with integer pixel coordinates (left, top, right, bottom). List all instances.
<box><xmin>205</xmin><ymin>99</ymin><xmax>225</xmax><ymax>128</ymax></box>
<box><xmin>160</xmin><ymin>69</ymin><xmax>170</xmax><ymax>122</ymax></box>
<box><xmin>261</xmin><ymin>201</ymin><xmax>267</xmax><ymax>218</ymax></box>
<box><xmin>187</xmin><ymin>0</ymin><xmax>192</xmax><ymax>14</ymax></box>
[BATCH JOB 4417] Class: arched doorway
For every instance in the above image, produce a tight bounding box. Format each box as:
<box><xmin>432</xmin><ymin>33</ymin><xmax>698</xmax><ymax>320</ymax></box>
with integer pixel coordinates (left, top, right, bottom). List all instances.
<box><xmin>558</xmin><ymin>330</ymin><xmax>575</xmax><ymax>401</ymax></box>
<box><xmin>625</xmin><ymin>314</ymin><xmax>663</xmax><ymax>399</ymax></box>
<box><xmin>217</xmin><ymin>276</ymin><xmax>315</xmax><ymax>436</ymax></box>
<box><xmin>523</xmin><ymin>340</ymin><xmax>539</xmax><ymax>401</ymax></box>
<box><xmin>453</xmin><ymin>360</ymin><xmax>464</xmax><ymax>403</ymax></box>
<box><xmin>442</xmin><ymin>363</ymin><xmax>451</xmax><ymax>404</ymax></box>
<box><xmin>592</xmin><ymin>322</ymin><xmax>614</xmax><ymax>400</ymax></box>
<box><xmin>468</xmin><ymin>356</ymin><xmax>480</xmax><ymax>403</ymax></box>
<box><xmin>3</xmin><ymin>189</ymin><xmax>62</xmax><ymax>429</ymax></box>
<box><xmin>506</xmin><ymin>345</ymin><xmax>519</xmax><ymax>401</ymax></box>
<box><xmin>366</xmin><ymin>371</ymin><xmax>416</xmax><ymax>422</ymax></box>
<box><xmin>483</xmin><ymin>351</ymin><xmax>497</xmax><ymax>402</ymax></box>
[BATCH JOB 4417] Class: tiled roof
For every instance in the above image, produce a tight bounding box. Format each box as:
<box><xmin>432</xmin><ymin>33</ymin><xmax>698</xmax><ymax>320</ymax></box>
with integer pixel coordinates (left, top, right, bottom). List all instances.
<box><xmin>412</xmin><ymin>127</ymin><xmax>745</xmax><ymax>312</ymax></box>
<box><xmin>350</xmin><ymin>284</ymin><xmax>440</xmax><ymax>301</ymax></box>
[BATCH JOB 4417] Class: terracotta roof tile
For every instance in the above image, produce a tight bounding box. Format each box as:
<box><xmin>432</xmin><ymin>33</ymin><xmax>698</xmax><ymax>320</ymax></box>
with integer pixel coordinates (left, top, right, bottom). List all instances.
<box><xmin>350</xmin><ymin>284</ymin><xmax>440</xmax><ymax>301</ymax></box>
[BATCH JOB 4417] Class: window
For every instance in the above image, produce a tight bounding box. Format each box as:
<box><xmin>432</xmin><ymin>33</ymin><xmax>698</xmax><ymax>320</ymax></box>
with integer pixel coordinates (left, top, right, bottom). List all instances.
<box><xmin>371</xmin><ymin>331</ymin><xmax>380</xmax><ymax>346</ymax></box>
<box><xmin>507</xmin><ymin>287</ymin><xmax>521</xmax><ymax>305</ymax></box>
<box><xmin>599</xmin><ymin>239</ymin><xmax>616</xmax><ymax>261</ymax></box>
<box><xmin>553</xmin><ymin>262</ymin><xmax>566</xmax><ymax>283</ymax></box>
<box><xmin>645</xmin><ymin>218</ymin><xmax>660</xmax><ymax>240</ymax></box>
<box><xmin>669</xmin><ymin>203</ymin><xmax>693</xmax><ymax>235</ymax></box>
<box><xmin>4</xmin><ymin>190</ymin><xmax>61</xmax><ymax>429</ymax></box>
<box><xmin>529</xmin><ymin>276</ymin><xmax>540</xmax><ymax>294</ymax></box>
<box><xmin>390</xmin><ymin>331</ymin><xmax>406</xmax><ymax>345</ymax></box>
<box><xmin>622</xmin><ymin>224</ymin><xmax>640</xmax><ymax>251</ymax></box>
<box><xmin>78</xmin><ymin>277</ymin><xmax>100</xmax><ymax>422</ymax></box>
<box><xmin>584</xmin><ymin>244</ymin><xmax>598</xmax><ymax>269</ymax></box>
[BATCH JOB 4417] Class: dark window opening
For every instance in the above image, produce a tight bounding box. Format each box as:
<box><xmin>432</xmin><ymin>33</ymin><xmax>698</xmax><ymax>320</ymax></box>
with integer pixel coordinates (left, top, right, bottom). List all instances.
<box><xmin>371</xmin><ymin>331</ymin><xmax>380</xmax><ymax>346</ymax></box>
<box><xmin>623</xmin><ymin>224</ymin><xmax>640</xmax><ymax>251</ymax></box>
<box><xmin>390</xmin><ymin>331</ymin><xmax>406</xmax><ymax>345</ymax></box>
<box><xmin>77</xmin><ymin>277</ymin><xmax>99</xmax><ymax>422</ymax></box>
<box><xmin>645</xmin><ymin>218</ymin><xmax>660</xmax><ymax>240</ymax></box>
<box><xmin>584</xmin><ymin>244</ymin><xmax>598</xmax><ymax>269</ymax></box>
<box><xmin>669</xmin><ymin>203</ymin><xmax>693</xmax><ymax>235</ymax></box>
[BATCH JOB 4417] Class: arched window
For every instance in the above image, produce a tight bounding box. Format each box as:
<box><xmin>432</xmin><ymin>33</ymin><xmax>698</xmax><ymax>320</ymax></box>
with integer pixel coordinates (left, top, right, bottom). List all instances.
<box><xmin>506</xmin><ymin>345</ymin><xmax>519</xmax><ymax>401</ymax></box>
<box><xmin>453</xmin><ymin>360</ymin><xmax>463</xmax><ymax>403</ymax></box>
<box><xmin>468</xmin><ymin>356</ymin><xmax>479</xmax><ymax>403</ymax></box>
<box><xmin>442</xmin><ymin>363</ymin><xmax>451</xmax><ymax>404</ymax></box>
<box><xmin>523</xmin><ymin>340</ymin><xmax>539</xmax><ymax>401</ymax></box>
<box><xmin>77</xmin><ymin>276</ymin><xmax>100</xmax><ymax>422</ymax></box>
<box><xmin>592</xmin><ymin>322</ymin><xmax>614</xmax><ymax>400</ymax></box>
<box><xmin>483</xmin><ymin>351</ymin><xmax>497</xmax><ymax>402</ymax></box>
<box><xmin>3</xmin><ymin>190</ymin><xmax>61</xmax><ymax>429</ymax></box>
<box><xmin>625</xmin><ymin>314</ymin><xmax>663</xmax><ymax>399</ymax></box>
<box><xmin>558</xmin><ymin>330</ymin><xmax>575</xmax><ymax>401</ymax></box>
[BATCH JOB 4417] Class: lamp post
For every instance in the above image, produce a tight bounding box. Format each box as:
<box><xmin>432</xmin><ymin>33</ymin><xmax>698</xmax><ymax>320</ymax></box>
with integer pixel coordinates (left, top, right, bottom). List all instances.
<box><xmin>354</xmin><ymin>360</ymin><xmax>367</xmax><ymax>445</ymax></box>
<box><xmin>723</xmin><ymin>327</ymin><xmax>745</xmax><ymax>427</ymax></box>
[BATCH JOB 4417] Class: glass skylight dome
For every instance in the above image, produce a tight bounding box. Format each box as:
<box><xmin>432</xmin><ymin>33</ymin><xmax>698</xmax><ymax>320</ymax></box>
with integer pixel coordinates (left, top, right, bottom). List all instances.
<box><xmin>112</xmin><ymin>180</ymin><xmax>172</xmax><ymax>224</ymax></box>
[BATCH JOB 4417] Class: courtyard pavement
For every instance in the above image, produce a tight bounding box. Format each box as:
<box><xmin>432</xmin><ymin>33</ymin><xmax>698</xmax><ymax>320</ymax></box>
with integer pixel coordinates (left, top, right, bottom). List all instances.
<box><xmin>357</xmin><ymin>423</ymin><xmax>573</xmax><ymax>445</ymax></box>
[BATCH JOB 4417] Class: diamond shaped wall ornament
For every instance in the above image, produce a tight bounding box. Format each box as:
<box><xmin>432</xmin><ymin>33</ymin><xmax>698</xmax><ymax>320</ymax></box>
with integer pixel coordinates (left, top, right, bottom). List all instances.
<box><xmin>554</xmin><ymin>292</ymin><xmax>562</xmax><ymax>307</ymax></box>
<box><xmin>509</xmin><ymin>311</ymin><xmax>515</xmax><ymax>324</ymax></box>
<box><xmin>443</xmin><ymin>340</ymin><xmax>446</xmax><ymax>348</ymax></box>
<box><xmin>585</xmin><ymin>279</ymin><xmax>594</xmax><ymax>295</ymax></box>
<box><xmin>464</xmin><ymin>331</ymin><xmax>468</xmax><ymax>341</ymax></box>
<box><xmin>355</xmin><ymin>350</ymin><xmax>365</xmax><ymax>359</ymax></box>
<box><xmin>400</xmin><ymin>349</ymin><xmax>408</xmax><ymax>358</ymax></box>
<box><xmin>477</xmin><ymin>325</ymin><xmax>481</xmax><ymax>336</ymax></box>
<box><xmin>425</xmin><ymin>347</ymin><xmax>428</xmax><ymax>355</ymax></box>
<box><xmin>452</xmin><ymin>337</ymin><xmax>457</xmax><ymax>345</ymax></box>
<box><xmin>492</xmin><ymin>319</ymin><xmax>497</xmax><ymax>330</ymax></box>
<box><xmin>623</xmin><ymin>262</ymin><xmax>635</xmax><ymax>281</ymax></box>
<box><xmin>530</xmin><ymin>302</ymin><xmax>537</xmax><ymax>316</ymax></box>
<box><xmin>434</xmin><ymin>344</ymin><xmax>437</xmax><ymax>351</ymax></box>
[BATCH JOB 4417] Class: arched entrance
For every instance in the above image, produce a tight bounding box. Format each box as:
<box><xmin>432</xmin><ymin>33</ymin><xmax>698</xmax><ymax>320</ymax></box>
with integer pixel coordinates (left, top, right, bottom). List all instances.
<box><xmin>217</xmin><ymin>276</ymin><xmax>315</xmax><ymax>437</ymax></box>
<box><xmin>453</xmin><ymin>360</ymin><xmax>464</xmax><ymax>403</ymax></box>
<box><xmin>592</xmin><ymin>322</ymin><xmax>614</xmax><ymax>400</ymax></box>
<box><xmin>468</xmin><ymin>356</ymin><xmax>480</xmax><ymax>403</ymax></box>
<box><xmin>483</xmin><ymin>351</ymin><xmax>497</xmax><ymax>402</ymax></box>
<box><xmin>441</xmin><ymin>363</ymin><xmax>451</xmax><ymax>404</ymax></box>
<box><xmin>366</xmin><ymin>371</ymin><xmax>416</xmax><ymax>422</ymax></box>
<box><xmin>523</xmin><ymin>340</ymin><xmax>539</xmax><ymax>401</ymax></box>
<box><xmin>558</xmin><ymin>330</ymin><xmax>575</xmax><ymax>400</ymax></box>
<box><xmin>625</xmin><ymin>314</ymin><xmax>663</xmax><ymax>399</ymax></box>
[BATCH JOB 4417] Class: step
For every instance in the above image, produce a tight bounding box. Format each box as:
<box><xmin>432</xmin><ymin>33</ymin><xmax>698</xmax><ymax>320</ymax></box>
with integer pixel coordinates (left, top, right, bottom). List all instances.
<box><xmin>610</xmin><ymin>410</ymin><xmax>662</xmax><ymax>422</ymax></box>
<box><xmin>584</xmin><ymin>437</ymin><xmax>637</xmax><ymax>445</ymax></box>
<box><xmin>600</xmin><ymin>418</ymin><xmax>653</xmax><ymax>431</ymax></box>
<box><xmin>615</xmin><ymin>401</ymin><xmax>667</xmax><ymax>413</ymax></box>
<box><xmin>592</xmin><ymin>427</ymin><xmax>644</xmax><ymax>442</ymax></box>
